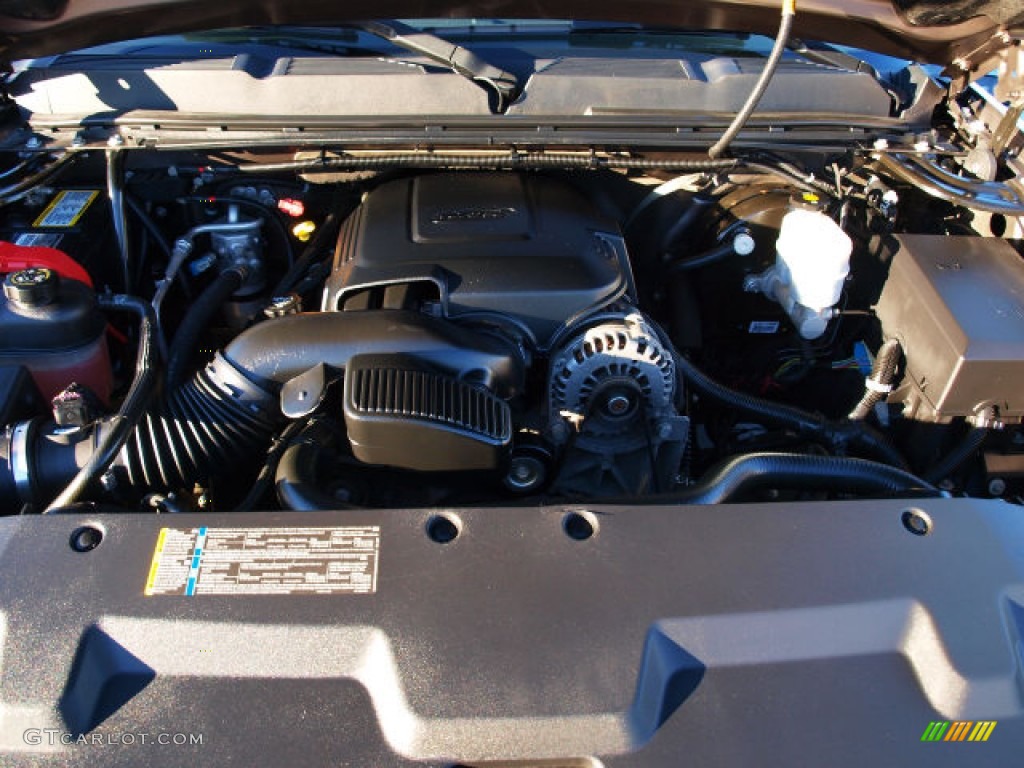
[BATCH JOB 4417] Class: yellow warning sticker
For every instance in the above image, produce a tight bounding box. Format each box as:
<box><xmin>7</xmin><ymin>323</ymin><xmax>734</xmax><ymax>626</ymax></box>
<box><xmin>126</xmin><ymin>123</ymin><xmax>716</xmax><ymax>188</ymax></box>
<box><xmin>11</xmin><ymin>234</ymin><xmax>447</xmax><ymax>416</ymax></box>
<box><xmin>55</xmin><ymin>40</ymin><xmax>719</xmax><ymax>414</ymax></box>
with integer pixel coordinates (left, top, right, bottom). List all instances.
<box><xmin>32</xmin><ymin>190</ymin><xmax>98</xmax><ymax>228</ymax></box>
<box><xmin>144</xmin><ymin>527</ymin><xmax>168</xmax><ymax>597</ymax></box>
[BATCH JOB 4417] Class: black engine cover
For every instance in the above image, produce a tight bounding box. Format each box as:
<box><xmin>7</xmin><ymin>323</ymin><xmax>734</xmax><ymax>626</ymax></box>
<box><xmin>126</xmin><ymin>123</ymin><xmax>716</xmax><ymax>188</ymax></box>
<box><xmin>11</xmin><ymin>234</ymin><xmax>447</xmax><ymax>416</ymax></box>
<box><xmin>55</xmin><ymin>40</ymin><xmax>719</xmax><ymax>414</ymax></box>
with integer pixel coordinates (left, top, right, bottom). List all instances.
<box><xmin>322</xmin><ymin>172</ymin><xmax>633</xmax><ymax>349</ymax></box>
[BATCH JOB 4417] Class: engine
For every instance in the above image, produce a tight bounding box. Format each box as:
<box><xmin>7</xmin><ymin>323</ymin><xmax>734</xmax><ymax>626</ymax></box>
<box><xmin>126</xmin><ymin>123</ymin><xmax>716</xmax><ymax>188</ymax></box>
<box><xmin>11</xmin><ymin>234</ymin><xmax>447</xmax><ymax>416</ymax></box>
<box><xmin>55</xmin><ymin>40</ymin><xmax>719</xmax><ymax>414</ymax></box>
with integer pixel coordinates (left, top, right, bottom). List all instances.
<box><xmin>315</xmin><ymin>173</ymin><xmax>686</xmax><ymax>496</ymax></box>
<box><xmin>2</xmin><ymin>156</ymin><xmax>1024</xmax><ymax>513</ymax></box>
<box><xmin>0</xmin><ymin>172</ymin><xmax>690</xmax><ymax>510</ymax></box>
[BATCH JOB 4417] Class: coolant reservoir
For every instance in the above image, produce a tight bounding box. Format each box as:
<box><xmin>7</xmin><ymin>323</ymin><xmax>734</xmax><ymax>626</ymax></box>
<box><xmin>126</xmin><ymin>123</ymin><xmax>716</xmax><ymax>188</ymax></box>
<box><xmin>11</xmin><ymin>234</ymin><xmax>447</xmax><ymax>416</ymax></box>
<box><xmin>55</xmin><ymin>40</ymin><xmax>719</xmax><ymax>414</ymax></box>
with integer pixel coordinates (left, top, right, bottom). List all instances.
<box><xmin>0</xmin><ymin>267</ymin><xmax>111</xmax><ymax>403</ymax></box>
<box><xmin>775</xmin><ymin>209</ymin><xmax>852</xmax><ymax>311</ymax></box>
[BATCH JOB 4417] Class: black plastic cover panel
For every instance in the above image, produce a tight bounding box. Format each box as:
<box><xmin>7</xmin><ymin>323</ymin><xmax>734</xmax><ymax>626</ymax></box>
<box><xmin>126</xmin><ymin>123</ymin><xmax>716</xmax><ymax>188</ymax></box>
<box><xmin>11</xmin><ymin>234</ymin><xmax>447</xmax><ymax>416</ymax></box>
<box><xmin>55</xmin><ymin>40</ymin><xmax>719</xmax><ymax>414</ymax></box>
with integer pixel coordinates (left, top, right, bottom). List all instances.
<box><xmin>0</xmin><ymin>498</ymin><xmax>1022</xmax><ymax>766</ymax></box>
<box><xmin>10</xmin><ymin>55</ymin><xmax>893</xmax><ymax>120</ymax></box>
<box><xmin>343</xmin><ymin>353</ymin><xmax>511</xmax><ymax>470</ymax></box>
<box><xmin>323</xmin><ymin>172</ymin><xmax>631</xmax><ymax>349</ymax></box>
<box><xmin>507</xmin><ymin>57</ymin><xmax>893</xmax><ymax>117</ymax></box>
<box><xmin>875</xmin><ymin>235</ymin><xmax>1024</xmax><ymax>421</ymax></box>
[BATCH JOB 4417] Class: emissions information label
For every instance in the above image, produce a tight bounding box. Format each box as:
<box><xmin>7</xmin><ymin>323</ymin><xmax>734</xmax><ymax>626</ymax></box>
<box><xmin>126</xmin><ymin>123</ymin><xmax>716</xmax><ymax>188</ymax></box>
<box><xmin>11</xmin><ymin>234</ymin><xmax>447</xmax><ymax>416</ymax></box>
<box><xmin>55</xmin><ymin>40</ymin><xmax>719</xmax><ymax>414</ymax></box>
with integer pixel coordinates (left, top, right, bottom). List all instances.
<box><xmin>144</xmin><ymin>526</ymin><xmax>380</xmax><ymax>596</ymax></box>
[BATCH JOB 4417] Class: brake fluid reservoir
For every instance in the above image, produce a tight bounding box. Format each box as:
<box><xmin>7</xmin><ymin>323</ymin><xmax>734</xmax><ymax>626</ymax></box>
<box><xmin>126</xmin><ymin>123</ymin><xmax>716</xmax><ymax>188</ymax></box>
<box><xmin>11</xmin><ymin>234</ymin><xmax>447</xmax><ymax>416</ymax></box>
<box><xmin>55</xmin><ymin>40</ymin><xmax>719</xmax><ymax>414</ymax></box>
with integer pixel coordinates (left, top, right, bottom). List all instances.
<box><xmin>1</xmin><ymin>267</ymin><xmax>111</xmax><ymax>403</ymax></box>
<box><xmin>746</xmin><ymin>208</ymin><xmax>852</xmax><ymax>339</ymax></box>
<box><xmin>775</xmin><ymin>208</ymin><xmax>852</xmax><ymax>311</ymax></box>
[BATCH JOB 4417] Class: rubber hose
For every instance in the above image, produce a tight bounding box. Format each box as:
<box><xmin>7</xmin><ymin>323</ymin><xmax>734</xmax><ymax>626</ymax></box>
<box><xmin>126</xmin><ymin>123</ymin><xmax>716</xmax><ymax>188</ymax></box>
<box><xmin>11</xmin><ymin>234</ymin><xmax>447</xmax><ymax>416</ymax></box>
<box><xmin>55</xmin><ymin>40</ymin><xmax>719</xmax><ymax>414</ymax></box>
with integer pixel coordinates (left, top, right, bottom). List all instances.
<box><xmin>924</xmin><ymin>424</ymin><xmax>988</xmax><ymax>484</ymax></box>
<box><xmin>849</xmin><ymin>339</ymin><xmax>901</xmax><ymax>420</ymax></box>
<box><xmin>674</xmin><ymin>349</ymin><xmax>826</xmax><ymax>435</ymax></box>
<box><xmin>659</xmin><ymin>193</ymin><xmax>716</xmax><ymax>253</ymax></box>
<box><xmin>667</xmin><ymin>241</ymin><xmax>734</xmax><ymax>272</ymax></box>
<box><xmin>841</xmin><ymin>423</ymin><xmax>908</xmax><ymax>470</ymax></box>
<box><xmin>272</xmin><ymin>210</ymin><xmax>340</xmax><ymax>296</ymax></box>
<box><xmin>118</xmin><ymin>354</ymin><xmax>279</xmax><ymax>491</ymax></box>
<box><xmin>275</xmin><ymin>419</ymin><xmax>358</xmax><ymax>511</ymax></box>
<box><xmin>45</xmin><ymin>295</ymin><xmax>158</xmax><ymax>512</ymax></box>
<box><xmin>165</xmin><ymin>269</ymin><xmax>243</xmax><ymax>390</ymax></box>
<box><xmin>665</xmin><ymin>340</ymin><xmax>908</xmax><ymax>467</ymax></box>
<box><xmin>641</xmin><ymin>452</ymin><xmax>937</xmax><ymax>504</ymax></box>
<box><xmin>3</xmin><ymin>310</ymin><xmax>529</xmax><ymax>507</ymax></box>
<box><xmin>708</xmin><ymin>0</ymin><xmax>795</xmax><ymax>159</ymax></box>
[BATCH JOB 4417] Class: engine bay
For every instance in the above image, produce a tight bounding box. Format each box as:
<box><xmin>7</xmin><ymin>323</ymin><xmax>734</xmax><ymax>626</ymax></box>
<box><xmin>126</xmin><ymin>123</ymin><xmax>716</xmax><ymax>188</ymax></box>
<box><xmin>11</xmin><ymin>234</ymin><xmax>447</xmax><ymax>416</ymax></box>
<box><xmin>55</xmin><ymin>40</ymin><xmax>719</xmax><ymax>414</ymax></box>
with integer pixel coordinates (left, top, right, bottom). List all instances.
<box><xmin>2</xmin><ymin>145</ymin><xmax>1024</xmax><ymax>513</ymax></box>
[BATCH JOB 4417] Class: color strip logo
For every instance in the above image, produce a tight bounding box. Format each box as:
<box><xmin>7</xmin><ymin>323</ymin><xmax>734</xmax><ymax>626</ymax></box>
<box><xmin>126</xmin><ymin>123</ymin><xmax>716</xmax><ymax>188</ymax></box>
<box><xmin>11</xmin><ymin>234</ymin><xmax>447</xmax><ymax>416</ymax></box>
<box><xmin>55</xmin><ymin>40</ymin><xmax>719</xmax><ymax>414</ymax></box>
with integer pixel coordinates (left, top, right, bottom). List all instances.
<box><xmin>921</xmin><ymin>721</ymin><xmax>996</xmax><ymax>742</ymax></box>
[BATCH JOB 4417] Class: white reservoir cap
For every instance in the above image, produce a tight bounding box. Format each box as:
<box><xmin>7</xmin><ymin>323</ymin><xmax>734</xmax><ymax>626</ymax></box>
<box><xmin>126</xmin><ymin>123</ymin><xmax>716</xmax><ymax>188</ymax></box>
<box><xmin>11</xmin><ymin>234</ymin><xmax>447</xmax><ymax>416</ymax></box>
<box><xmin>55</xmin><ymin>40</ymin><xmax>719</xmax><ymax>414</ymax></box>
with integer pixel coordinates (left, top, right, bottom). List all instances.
<box><xmin>775</xmin><ymin>209</ymin><xmax>852</xmax><ymax>310</ymax></box>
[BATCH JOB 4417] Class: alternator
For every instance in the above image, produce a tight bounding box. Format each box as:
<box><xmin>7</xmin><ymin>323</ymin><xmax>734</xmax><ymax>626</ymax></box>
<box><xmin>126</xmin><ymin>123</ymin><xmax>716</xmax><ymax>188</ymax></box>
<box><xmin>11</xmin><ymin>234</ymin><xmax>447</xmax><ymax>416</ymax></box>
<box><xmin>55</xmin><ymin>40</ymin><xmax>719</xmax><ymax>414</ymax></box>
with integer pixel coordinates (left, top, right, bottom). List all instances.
<box><xmin>547</xmin><ymin>312</ymin><xmax>686</xmax><ymax>496</ymax></box>
<box><xmin>549</xmin><ymin>312</ymin><xmax>675</xmax><ymax>438</ymax></box>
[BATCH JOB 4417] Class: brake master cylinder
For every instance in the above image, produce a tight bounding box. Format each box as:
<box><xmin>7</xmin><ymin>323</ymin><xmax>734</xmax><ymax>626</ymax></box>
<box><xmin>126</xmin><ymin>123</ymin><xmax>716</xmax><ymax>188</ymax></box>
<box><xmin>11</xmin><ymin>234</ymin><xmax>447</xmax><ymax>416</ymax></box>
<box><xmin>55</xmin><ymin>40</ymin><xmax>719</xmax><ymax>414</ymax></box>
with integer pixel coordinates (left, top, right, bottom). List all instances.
<box><xmin>744</xmin><ymin>208</ymin><xmax>852</xmax><ymax>339</ymax></box>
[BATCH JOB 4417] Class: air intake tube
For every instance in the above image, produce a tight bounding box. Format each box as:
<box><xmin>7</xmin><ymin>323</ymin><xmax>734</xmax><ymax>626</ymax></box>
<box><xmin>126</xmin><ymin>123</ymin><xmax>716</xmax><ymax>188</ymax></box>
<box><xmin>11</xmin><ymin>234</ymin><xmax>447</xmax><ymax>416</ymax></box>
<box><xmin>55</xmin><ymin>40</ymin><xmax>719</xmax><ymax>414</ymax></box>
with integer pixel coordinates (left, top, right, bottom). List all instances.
<box><xmin>1</xmin><ymin>310</ymin><xmax>525</xmax><ymax>510</ymax></box>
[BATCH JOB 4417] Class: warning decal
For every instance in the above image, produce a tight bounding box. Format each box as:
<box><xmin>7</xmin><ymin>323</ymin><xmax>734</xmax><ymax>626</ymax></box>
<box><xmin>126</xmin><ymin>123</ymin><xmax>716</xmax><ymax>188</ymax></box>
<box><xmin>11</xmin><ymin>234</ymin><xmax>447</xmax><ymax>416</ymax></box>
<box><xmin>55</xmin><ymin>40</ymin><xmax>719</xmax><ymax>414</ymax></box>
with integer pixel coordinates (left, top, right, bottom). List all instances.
<box><xmin>32</xmin><ymin>190</ymin><xmax>98</xmax><ymax>228</ymax></box>
<box><xmin>144</xmin><ymin>526</ymin><xmax>380</xmax><ymax>596</ymax></box>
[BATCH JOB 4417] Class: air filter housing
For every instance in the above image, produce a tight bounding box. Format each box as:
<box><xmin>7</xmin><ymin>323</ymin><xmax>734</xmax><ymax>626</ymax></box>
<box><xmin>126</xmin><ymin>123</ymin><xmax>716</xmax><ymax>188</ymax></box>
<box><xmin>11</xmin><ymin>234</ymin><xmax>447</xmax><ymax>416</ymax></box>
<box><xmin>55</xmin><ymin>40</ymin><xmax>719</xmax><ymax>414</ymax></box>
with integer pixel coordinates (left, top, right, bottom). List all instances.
<box><xmin>343</xmin><ymin>354</ymin><xmax>512</xmax><ymax>471</ymax></box>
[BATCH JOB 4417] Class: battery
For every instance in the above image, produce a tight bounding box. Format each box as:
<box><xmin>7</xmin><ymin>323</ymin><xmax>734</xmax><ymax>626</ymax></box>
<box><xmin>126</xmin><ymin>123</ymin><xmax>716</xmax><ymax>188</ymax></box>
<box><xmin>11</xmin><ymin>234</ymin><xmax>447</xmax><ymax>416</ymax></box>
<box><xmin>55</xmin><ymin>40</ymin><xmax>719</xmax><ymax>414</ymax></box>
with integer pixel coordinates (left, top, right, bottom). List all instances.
<box><xmin>0</xmin><ymin>188</ymin><xmax>114</xmax><ymax>285</ymax></box>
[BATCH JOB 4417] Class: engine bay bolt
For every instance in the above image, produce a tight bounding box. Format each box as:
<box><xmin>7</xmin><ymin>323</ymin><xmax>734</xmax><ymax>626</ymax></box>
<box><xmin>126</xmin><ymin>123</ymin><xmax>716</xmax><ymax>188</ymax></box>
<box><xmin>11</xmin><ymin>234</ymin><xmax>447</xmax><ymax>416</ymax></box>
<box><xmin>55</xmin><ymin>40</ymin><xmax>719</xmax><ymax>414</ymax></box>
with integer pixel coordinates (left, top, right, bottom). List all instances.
<box><xmin>107</xmin><ymin>134</ymin><xmax>125</xmax><ymax>147</ymax></box>
<box><xmin>24</xmin><ymin>135</ymin><xmax>42</xmax><ymax>150</ymax></box>
<box><xmin>71</xmin><ymin>133</ymin><xmax>86</xmax><ymax>148</ymax></box>
<box><xmin>873</xmin><ymin>138</ymin><xmax>889</xmax><ymax>151</ymax></box>
<box><xmin>658</xmin><ymin>423</ymin><xmax>674</xmax><ymax>439</ymax></box>
<box><xmin>99</xmin><ymin>470</ymin><xmax>118</xmax><ymax>492</ymax></box>
<box><xmin>264</xmin><ymin>293</ymin><xmax>302</xmax><ymax>318</ymax></box>
<box><xmin>988</xmin><ymin>477</ymin><xmax>1007</xmax><ymax>496</ymax></box>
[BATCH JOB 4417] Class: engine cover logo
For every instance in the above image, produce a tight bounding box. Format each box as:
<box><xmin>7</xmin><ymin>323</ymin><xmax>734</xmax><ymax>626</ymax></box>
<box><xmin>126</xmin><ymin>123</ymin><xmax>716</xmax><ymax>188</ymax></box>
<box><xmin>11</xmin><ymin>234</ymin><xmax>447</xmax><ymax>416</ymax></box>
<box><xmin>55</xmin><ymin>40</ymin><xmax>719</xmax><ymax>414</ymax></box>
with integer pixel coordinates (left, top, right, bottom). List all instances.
<box><xmin>431</xmin><ymin>206</ymin><xmax>517</xmax><ymax>223</ymax></box>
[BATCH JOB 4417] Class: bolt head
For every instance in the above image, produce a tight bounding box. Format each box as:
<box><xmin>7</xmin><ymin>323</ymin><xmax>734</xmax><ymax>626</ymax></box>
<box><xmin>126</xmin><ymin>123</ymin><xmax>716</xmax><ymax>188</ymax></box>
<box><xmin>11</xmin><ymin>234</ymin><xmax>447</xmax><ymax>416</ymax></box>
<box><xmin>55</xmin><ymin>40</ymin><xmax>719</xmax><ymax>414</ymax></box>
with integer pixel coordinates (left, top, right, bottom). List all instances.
<box><xmin>606</xmin><ymin>395</ymin><xmax>631</xmax><ymax>416</ymax></box>
<box><xmin>99</xmin><ymin>470</ymin><xmax>118</xmax><ymax>491</ymax></box>
<box><xmin>733</xmin><ymin>231</ymin><xmax>756</xmax><ymax>256</ymax></box>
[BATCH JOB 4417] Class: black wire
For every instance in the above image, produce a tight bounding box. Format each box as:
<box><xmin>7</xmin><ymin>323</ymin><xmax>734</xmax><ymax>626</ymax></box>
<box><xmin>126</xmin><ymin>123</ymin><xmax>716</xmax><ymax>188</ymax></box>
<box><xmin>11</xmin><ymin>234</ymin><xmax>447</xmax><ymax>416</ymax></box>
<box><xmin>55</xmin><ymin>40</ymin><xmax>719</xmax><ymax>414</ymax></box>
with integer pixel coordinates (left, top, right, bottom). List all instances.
<box><xmin>641</xmin><ymin>401</ymin><xmax>663</xmax><ymax>493</ymax></box>
<box><xmin>272</xmin><ymin>209</ymin><xmax>341</xmax><ymax>296</ymax></box>
<box><xmin>125</xmin><ymin>194</ymin><xmax>172</xmax><ymax>258</ymax></box>
<box><xmin>44</xmin><ymin>295</ymin><xmax>158</xmax><ymax>512</ymax></box>
<box><xmin>234</xmin><ymin>419</ymin><xmax>307</xmax><ymax>511</ymax></box>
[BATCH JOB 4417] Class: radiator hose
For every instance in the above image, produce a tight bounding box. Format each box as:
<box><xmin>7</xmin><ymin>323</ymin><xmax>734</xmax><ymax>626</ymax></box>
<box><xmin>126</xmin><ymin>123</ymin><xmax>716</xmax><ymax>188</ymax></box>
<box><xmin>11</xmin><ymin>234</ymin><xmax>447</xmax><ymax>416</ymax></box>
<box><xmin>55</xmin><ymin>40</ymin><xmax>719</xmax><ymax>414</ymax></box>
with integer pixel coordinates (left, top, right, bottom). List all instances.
<box><xmin>636</xmin><ymin>452</ymin><xmax>938</xmax><ymax>504</ymax></box>
<box><xmin>275</xmin><ymin>418</ymin><xmax>359</xmax><ymax>511</ymax></box>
